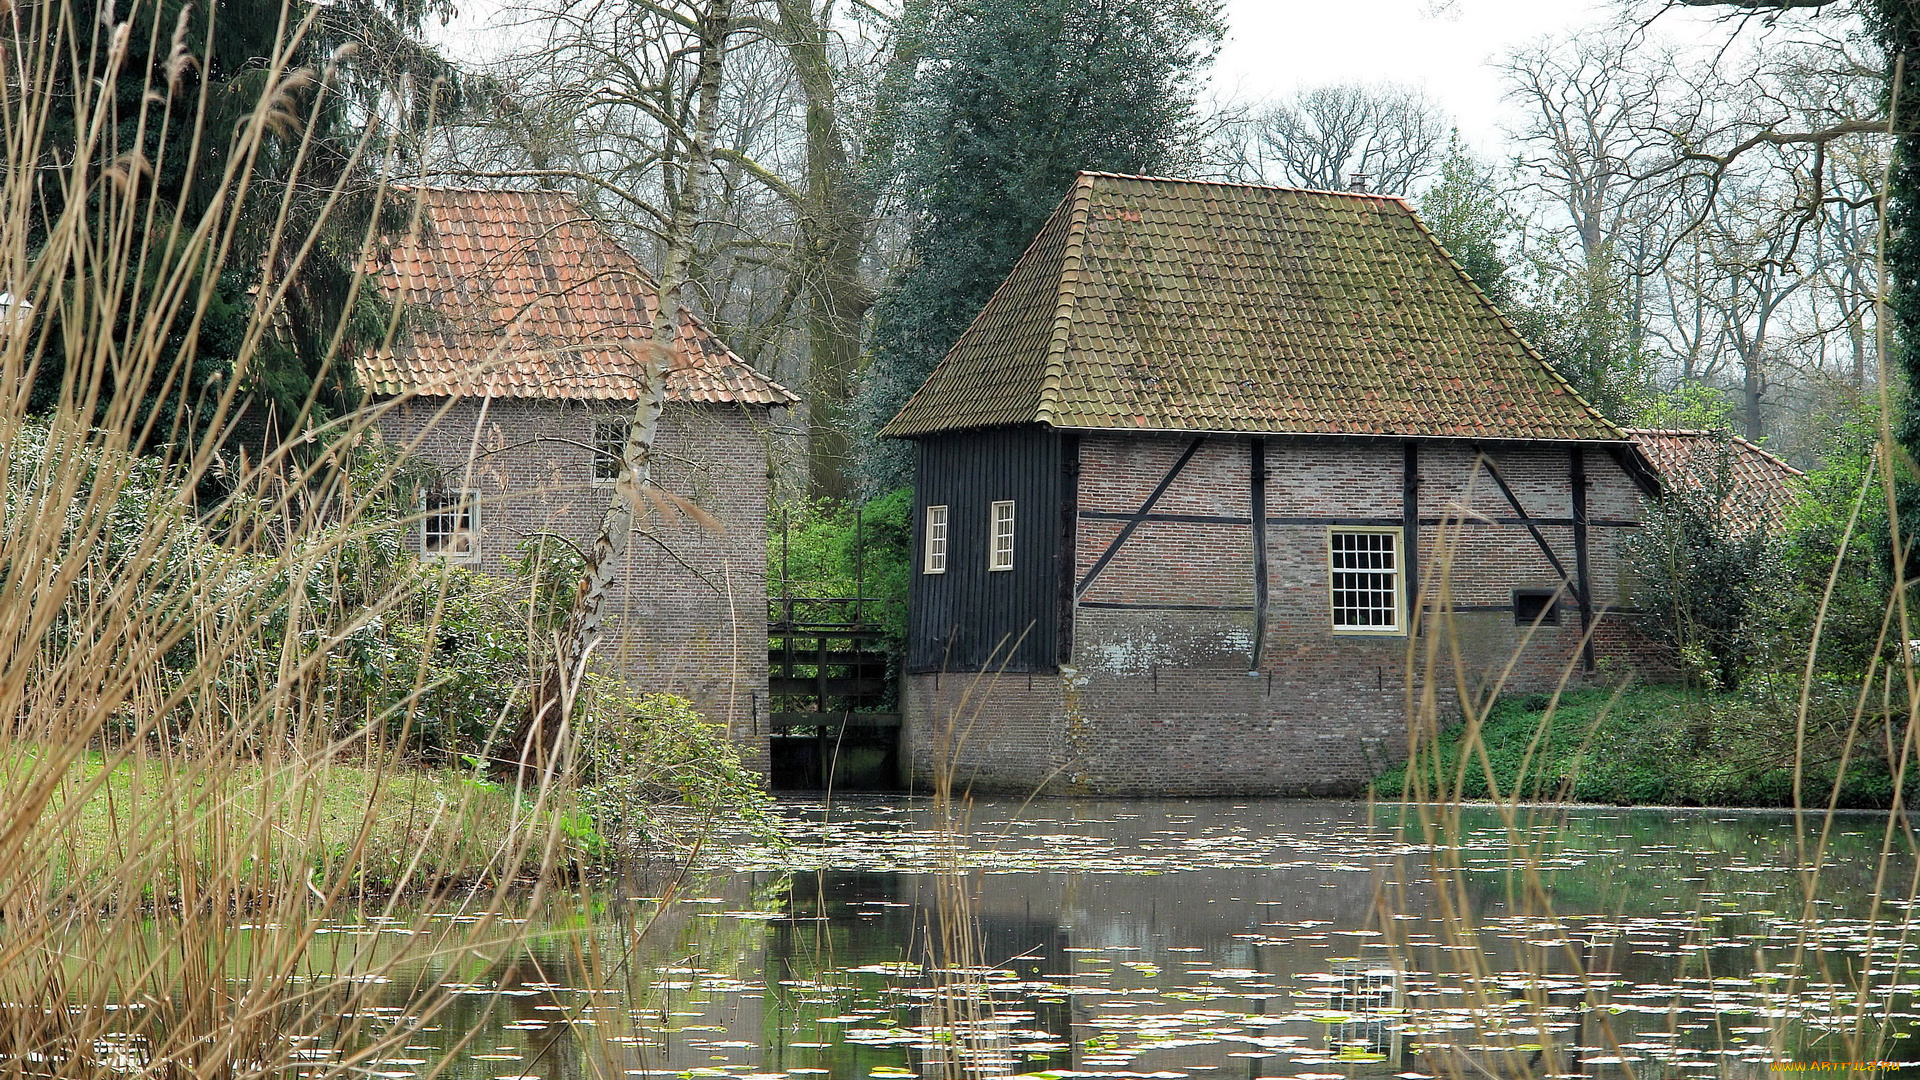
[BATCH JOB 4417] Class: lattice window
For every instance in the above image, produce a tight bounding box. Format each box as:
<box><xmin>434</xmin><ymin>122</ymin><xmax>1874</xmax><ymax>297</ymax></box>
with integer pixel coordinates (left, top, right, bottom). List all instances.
<box><xmin>1329</xmin><ymin>529</ymin><xmax>1401</xmax><ymax>632</ymax></box>
<box><xmin>989</xmin><ymin>500</ymin><xmax>1015</xmax><ymax>572</ymax></box>
<box><xmin>423</xmin><ymin>490</ymin><xmax>478</xmax><ymax>562</ymax></box>
<box><xmin>593</xmin><ymin>417</ymin><xmax>629</xmax><ymax>484</ymax></box>
<box><xmin>924</xmin><ymin>505</ymin><xmax>949</xmax><ymax>574</ymax></box>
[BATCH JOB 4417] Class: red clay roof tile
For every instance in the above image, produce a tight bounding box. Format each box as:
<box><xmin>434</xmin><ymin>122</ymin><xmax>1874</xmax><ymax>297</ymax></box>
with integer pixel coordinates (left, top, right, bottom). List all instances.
<box><xmin>356</xmin><ymin>187</ymin><xmax>796</xmax><ymax>407</ymax></box>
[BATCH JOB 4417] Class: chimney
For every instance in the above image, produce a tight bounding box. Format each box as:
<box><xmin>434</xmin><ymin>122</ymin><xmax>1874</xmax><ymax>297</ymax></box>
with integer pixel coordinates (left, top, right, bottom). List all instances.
<box><xmin>1348</xmin><ymin>173</ymin><xmax>1370</xmax><ymax>194</ymax></box>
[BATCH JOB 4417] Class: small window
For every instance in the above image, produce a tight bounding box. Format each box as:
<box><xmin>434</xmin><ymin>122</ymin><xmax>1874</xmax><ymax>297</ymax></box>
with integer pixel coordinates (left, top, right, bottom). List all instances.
<box><xmin>989</xmin><ymin>500</ymin><xmax>1015</xmax><ymax>571</ymax></box>
<box><xmin>423</xmin><ymin>490</ymin><xmax>478</xmax><ymax>562</ymax></box>
<box><xmin>1329</xmin><ymin>528</ymin><xmax>1402</xmax><ymax>633</ymax></box>
<box><xmin>924</xmin><ymin>505</ymin><xmax>949</xmax><ymax>574</ymax></box>
<box><xmin>1514</xmin><ymin>588</ymin><xmax>1561</xmax><ymax>626</ymax></box>
<box><xmin>592</xmin><ymin>417</ymin><xmax>629</xmax><ymax>484</ymax></box>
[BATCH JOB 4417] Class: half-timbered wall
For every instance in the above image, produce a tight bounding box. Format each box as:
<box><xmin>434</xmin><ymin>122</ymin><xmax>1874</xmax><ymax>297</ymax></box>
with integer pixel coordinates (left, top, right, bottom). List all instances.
<box><xmin>374</xmin><ymin>396</ymin><xmax>774</xmax><ymax>770</ymax></box>
<box><xmin>903</xmin><ymin>431</ymin><xmax>1662</xmax><ymax>796</ymax></box>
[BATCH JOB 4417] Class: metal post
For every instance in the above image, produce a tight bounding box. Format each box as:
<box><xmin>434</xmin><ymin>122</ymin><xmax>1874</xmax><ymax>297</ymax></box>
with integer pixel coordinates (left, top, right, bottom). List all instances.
<box><xmin>854</xmin><ymin>504</ymin><xmax>865</xmax><ymax>627</ymax></box>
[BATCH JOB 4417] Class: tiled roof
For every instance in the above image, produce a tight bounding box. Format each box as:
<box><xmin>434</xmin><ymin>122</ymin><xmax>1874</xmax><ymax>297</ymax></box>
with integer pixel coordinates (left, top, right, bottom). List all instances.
<box><xmin>881</xmin><ymin>172</ymin><xmax>1624</xmax><ymax>441</ymax></box>
<box><xmin>356</xmin><ymin>188</ymin><xmax>796</xmax><ymax>406</ymax></box>
<box><xmin>1627</xmin><ymin>429</ymin><xmax>1804</xmax><ymax>530</ymax></box>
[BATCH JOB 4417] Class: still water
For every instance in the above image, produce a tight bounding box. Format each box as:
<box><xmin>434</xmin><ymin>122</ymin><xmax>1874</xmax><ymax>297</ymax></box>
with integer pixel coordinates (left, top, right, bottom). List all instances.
<box><xmin>360</xmin><ymin>798</ymin><xmax>1920</xmax><ymax>1080</ymax></box>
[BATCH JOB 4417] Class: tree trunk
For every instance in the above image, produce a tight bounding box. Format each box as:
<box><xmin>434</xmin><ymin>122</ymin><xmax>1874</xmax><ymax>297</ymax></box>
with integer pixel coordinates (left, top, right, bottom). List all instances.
<box><xmin>773</xmin><ymin>0</ymin><xmax>926</xmax><ymax>498</ymax></box>
<box><xmin>507</xmin><ymin>0</ymin><xmax>736</xmax><ymax>782</ymax></box>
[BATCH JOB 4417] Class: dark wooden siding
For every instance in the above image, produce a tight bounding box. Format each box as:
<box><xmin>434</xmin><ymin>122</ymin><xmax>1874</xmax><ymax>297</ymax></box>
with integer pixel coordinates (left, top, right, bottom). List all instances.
<box><xmin>908</xmin><ymin>427</ymin><xmax>1064</xmax><ymax>673</ymax></box>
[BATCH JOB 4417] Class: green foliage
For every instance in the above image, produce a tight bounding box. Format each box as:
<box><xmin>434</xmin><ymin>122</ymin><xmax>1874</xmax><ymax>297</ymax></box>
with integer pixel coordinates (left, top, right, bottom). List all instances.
<box><xmin>10</xmin><ymin>419</ymin><xmax>565</xmax><ymax>760</ymax></box>
<box><xmin>1867</xmin><ymin>0</ymin><xmax>1920</xmax><ymax>559</ymax></box>
<box><xmin>854</xmin><ymin>0</ymin><xmax>1225</xmax><ymax>489</ymax></box>
<box><xmin>1509</xmin><ymin>249</ymin><xmax>1657</xmax><ymax>423</ymax></box>
<box><xmin>1772</xmin><ymin>421</ymin><xmax>1896</xmax><ymax>677</ymax></box>
<box><xmin>1622</xmin><ymin>439</ymin><xmax>1786</xmax><ymax>691</ymax></box>
<box><xmin>771</xmin><ymin>487</ymin><xmax>912</xmax><ymax>646</ymax></box>
<box><xmin>1638</xmin><ymin>381</ymin><xmax>1738</xmax><ymax>431</ymax></box>
<box><xmin>1382</xmin><ymin>685</ymin><xmax>1911</xmax><ymax>809</ymax></box>
<box><xmin>576</xmin><ymin>684</ymin><xmax>774</xmax><ymax>848</ymax></box>
<box><xmin>1418</xmin><ymin>137</ymin><xmax>1516</xmax><ymax>308</ymax></box>
<box><xmin>26</xmin><ymin>0</ymin><xmax>463</xmax><ymax>444</ymax></box>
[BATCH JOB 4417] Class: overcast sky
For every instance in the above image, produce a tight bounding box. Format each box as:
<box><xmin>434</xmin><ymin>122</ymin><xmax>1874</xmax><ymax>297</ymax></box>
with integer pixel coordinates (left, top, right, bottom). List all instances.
<box><xmin>433</xmin><ymin>0</ymin><xmax>1780</xmax><ymax>158</ymax></box>
<box><xmin>1213</xmin><ymin>0</ymin><xmax>1741</xmax><ymax>154</ymax></box>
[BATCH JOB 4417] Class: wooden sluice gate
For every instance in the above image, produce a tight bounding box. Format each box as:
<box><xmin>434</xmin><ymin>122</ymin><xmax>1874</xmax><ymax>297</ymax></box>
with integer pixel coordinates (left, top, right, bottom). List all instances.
<box><xmin>767</xmin><ymin>595</ymin><xmax>901</xmax><ymax>790</ymax></box>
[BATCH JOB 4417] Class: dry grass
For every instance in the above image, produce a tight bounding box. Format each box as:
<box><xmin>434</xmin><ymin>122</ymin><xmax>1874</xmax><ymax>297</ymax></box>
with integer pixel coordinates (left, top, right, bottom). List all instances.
<box><xmin>0</xmin><ymin>0</ymin><xmax>585</xmax><ymax>1071</ymax></box>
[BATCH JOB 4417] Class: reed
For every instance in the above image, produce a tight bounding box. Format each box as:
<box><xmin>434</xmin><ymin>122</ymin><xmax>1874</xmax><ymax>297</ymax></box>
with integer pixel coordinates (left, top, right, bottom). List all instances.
<box><xmin>1380</xmin><ymin>443</ymin><xmax>1919</xmax><ymax>1077</ymax></box>
<box><xmin>0</xmin><ymin>0</ymin><xmax>580</xmax><ymax>1070</ymax></box>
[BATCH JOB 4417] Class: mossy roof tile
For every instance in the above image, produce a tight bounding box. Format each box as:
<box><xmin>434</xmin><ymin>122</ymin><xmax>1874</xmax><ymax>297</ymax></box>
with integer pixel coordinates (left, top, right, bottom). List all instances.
<box><xmin>882</xmin><ymin>173</ymin><xmax>1619</xmax><ymax>441</ymax></box>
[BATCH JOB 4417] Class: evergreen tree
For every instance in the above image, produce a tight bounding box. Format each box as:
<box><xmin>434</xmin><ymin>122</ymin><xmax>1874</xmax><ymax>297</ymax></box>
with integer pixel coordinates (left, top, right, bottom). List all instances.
<box><xmin>1865</xmin><ymin>0</ymin><xmax>1920</xmax><ymax>562</ymax></box>
<box><xmin>1417</xmin><ymin>137</ymin><xmax>1516</xmax><ymax>308</ymax></box>
<box><xmin>853</xmin><ymin>0</ymin><xmax>1223</xmax><ymax>490</ymax></box>
<box><xmin>23</xmin><ymin>0</ymin><xmax>463</xmax><ymax>445</ymax></box>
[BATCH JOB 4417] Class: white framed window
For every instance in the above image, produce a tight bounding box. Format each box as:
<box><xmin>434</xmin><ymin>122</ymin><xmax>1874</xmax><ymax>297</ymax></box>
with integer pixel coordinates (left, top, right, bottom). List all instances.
<box><xmin>924</xmin><ymin>504</ymin><xmax>949</xmax><ymax>574</ymax></box>
<box><xmin>423</xmin><ymin>490</ymin><xmax>479</xmax><ymax>562</ymax></box>
<box><xmin>1328</xmin><ymin>527</ymin><xmax>1402</xmax><ymax>633</ymax></box>
<box><xmin>989</xmin><ymin>500</ymin><xmax>1015</xmax><ymax>572</ymax></box>
<box><xmin>592</xmin><ymin>417</ymin><xmax>629</xmax><ymax>485</ymax></box>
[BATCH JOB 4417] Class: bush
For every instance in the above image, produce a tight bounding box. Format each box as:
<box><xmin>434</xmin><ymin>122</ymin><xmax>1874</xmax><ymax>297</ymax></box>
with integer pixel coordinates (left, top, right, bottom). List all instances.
<box><xmin>1770</xmin><ymin>422</ymin><xmax>1896</xmax><ymax>678</ymax></box>
<box><xmin>1382</xmin><ymin>684</ymin><xmax>1911</xmax><ymax>809</ymax></box>
<box><xmin>12</xmin><ymin>420</ymin><xmax>570</xmax><ymax>761</ymax></box>
<box><xmin>575</xmin><ymin>683</ymin><xmax>773</xmax><ymax>849</ymax></box>
<box><xmin>769</xmin><ymin>486</ymin><xmax>912</xmax><ymax>647</ymax></box>
<box><xmin>1622</xmin><ymin>433</ymin><xmax>1785</xmax><ymax>690</ymax></box>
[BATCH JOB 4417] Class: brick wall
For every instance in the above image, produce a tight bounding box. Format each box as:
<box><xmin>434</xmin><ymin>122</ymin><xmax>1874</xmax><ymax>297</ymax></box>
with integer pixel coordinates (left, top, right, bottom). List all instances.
<box><xmin>904</xmin><ymin>432</ymin><xmax>1666</xmax><ymax>796</ymax></box>
<box><xmin>374</xmin><ymin>395</ymin><xmax>774</xmax><ymax>770</ymax></box>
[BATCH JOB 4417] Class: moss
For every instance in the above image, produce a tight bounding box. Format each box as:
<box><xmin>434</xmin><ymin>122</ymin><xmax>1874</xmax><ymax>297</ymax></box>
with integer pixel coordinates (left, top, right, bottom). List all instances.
<box><xmin>1379</xmin><ymin>684</ymin><xmax>1911</xmax><ymax>809</ymax></box>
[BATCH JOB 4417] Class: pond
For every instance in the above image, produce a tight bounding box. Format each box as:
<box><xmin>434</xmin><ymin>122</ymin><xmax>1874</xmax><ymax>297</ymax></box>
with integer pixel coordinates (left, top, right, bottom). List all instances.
<box><xmin>340</xmin><ymin>798</ymin><xmax>1920</xmax><ymax>1080</ymax></box>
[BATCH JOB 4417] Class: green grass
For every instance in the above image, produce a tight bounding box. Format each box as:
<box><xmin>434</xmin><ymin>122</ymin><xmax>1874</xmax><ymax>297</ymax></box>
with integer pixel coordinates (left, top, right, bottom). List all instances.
<box><xmin>22</xmin><ymin>749</ymin><xmax>601</xmax><ymax>896</ymax></box>
<box><xmin>1379</xmin><ymin>684</ymin><xmax>1912</xmax><ymax>808</ymax></box>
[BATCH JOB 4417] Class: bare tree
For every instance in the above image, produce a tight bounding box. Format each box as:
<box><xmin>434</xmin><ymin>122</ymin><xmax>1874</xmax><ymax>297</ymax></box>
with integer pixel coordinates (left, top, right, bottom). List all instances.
<box><xmin>491</xmin><ymin>0</ymin><xmax>740</xmax><ymax>778</ymax></box>
<box><xmin>1502</xmin><ymin>33</ymin><xmax>1672</xmax><ymax>270</ymax></box>
<box><xmin>1239</xmin><ymin>83</ymin><xmax>1447</xmax><ymax>195</ymax></box>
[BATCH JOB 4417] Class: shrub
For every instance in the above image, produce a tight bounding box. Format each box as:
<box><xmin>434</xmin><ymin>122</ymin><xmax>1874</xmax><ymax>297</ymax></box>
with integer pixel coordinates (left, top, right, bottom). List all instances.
<box><xmin>575</xmin><ymin>682</ymin><xmax>774</xmax><ymax>849</ymax></box>
<box><xmin>769</xmin><ymin>485</ymin><xmax>912</xmax><ymax>648</ymax></box>
<box><xmin>1771</xmin><ymin>422</ymin><xmax>1896</xmax><ymax>679</ymax></box>
<box><xmin>1622</xmin><ymin>434</ymin><xmax>1786</xmax><ymax>690</ymax></box>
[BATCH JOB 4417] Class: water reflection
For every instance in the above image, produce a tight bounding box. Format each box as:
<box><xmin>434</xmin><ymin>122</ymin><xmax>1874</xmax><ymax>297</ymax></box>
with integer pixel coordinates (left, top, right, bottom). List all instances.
<box><xmin>330</xmin><ymin>799</ymin><xmax>1920</xmax><ymax>1080</ymax></box>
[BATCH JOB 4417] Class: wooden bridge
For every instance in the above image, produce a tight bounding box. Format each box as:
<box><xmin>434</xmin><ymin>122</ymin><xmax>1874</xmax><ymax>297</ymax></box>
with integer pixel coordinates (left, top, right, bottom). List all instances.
<box><xmin>767</xmin><ymin>596</ymin><xmax>901</xmax><ymax>790</ymax></box>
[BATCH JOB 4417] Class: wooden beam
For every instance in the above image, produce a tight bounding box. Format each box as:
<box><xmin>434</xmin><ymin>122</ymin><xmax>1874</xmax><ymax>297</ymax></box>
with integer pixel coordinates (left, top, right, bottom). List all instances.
<box><xmin>1474</xmin><ymin>448</ymin><xmax>1574</xmax><ymax>586</ymax></box>
<box><xmin>1571</xmin><ymin>447</ymin><xmax>1596</xmax><ymax>673</ymax></box>
<box><xmin>1402</xmin><ymin>442</ymin><xmax>1419</xmax><ymax>630</ymax></box>
<box><xmin>1058</xmin><ymin>433</ymin><xmax>1081</xmax><ymax>667</ymax></box>
<box><xmin>1076</xmin><ymin>436</ymin><xmax>1207</xmax><ymax>597</ymax></box>
<box><xmin>1250</xmin><ymin>437</ymin><xmax>1269</xmax><ymax>670</ymax></box>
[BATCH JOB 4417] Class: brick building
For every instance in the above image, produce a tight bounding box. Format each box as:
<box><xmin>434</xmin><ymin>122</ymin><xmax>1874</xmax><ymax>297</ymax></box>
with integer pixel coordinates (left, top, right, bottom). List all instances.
<box><xmin>355</xmin><ymin>188</ymin><xmax>796</xmax><ymax>758</ymax></box>
<box><xmin>880</xmin><ymin>172</ymin><xmax>1669</xmax><ymax>797</ymax></box>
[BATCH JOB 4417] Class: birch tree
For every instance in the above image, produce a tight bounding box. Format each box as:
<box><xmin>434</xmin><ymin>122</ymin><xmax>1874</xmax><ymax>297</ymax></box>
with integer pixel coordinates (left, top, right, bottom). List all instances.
<box><xmin>509</xmin><ymin>0</ymin><xmax>738</xmax><ymax>779</ymax></box>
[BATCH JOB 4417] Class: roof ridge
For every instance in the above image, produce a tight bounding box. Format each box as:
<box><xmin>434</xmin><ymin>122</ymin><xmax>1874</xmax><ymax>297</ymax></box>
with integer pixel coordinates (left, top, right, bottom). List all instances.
<box><xmin>1077</xmin><ymin>169</ymin><xmax>1415</xmax><ymax>205</ymax></box>
<box><xmin>1396</xmin><ymin>198</ymin><xmax>1629</xmax><ymax>442</ymax></box>
<box><xmin>1036</xmin><ymin>177</ymin><xmax>1095</xmax><ymax>426</ymax></box>
<box><xmin>392</xmin><ymin>183</ymin><xmax>578</xmax><ymax>198</ymax></box>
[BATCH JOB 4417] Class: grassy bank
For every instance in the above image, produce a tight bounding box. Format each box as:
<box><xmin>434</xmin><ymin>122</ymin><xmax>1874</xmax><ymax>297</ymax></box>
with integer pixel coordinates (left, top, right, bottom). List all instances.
<box><xmin>1379</xmin><ymin>684</ymin><xmax>1913</xmax><ymax>808</ymax></box>
<box><xmin>26</xmin><ymin>749</ymin><xmax>601</xmax><ymax>897</ymax></box>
